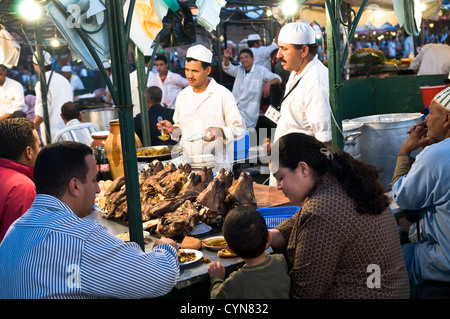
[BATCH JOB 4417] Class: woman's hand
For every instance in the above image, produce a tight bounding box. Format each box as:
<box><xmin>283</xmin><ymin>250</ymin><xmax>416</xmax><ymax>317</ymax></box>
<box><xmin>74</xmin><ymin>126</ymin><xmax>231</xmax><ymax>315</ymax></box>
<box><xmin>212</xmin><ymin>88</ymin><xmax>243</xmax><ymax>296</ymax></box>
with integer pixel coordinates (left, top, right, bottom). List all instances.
<box><xmin>267</xmin><ymin>229</ymin><xmax>286</xmax><ymax>253</ymax></box>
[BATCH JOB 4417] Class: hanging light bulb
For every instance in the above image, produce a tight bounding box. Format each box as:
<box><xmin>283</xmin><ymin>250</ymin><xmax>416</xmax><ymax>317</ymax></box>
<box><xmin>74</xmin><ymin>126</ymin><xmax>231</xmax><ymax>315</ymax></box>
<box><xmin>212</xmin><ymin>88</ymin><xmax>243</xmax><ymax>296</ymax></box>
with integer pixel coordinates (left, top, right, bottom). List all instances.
<box><xmin>50</xmin><ymin>38</ymin><xmax>60</xmax><ymax>47</ymax></box>
<box><xmin>17</xmin><ymin>0</ymin><xmax>42</xmax><ymax>21</ymax></box>
<box><xmin>280</xmin><ymin>0</ymin><xmax>299</xmax><ymax>17</ymax></box>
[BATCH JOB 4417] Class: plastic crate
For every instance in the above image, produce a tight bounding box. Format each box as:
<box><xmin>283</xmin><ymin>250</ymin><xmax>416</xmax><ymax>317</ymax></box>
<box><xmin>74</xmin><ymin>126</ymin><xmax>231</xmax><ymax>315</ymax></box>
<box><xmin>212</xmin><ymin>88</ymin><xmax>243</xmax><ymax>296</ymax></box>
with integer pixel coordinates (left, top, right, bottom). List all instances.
<box><xmin>234</xmin><ymin>131</ymin><xmax>249</xmax><ymax>160</ymax></box>
<box><xmin>257</xmin><ymin>206</ymin><xmax>300</xmax><ymax>229</ymax></box>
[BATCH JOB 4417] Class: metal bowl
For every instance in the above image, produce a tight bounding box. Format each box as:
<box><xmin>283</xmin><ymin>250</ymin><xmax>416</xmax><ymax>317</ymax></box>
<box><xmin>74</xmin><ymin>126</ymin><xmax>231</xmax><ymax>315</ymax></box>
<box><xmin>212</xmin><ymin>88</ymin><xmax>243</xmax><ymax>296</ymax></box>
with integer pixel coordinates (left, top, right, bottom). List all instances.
<box><xmin>81</xmin><ymin>108</ymin><xmax>118</xmax><ymax>131</ymax></box>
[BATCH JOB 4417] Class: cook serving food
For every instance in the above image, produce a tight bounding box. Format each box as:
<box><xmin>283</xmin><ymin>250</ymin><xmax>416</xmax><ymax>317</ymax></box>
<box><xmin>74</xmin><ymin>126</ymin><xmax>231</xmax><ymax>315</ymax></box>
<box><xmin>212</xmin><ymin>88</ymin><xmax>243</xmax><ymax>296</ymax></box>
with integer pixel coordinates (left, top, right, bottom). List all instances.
<box><xmin>157</xmin><ymin>44</ymin><xmax>246</xmax><ymax>172</ymax></box>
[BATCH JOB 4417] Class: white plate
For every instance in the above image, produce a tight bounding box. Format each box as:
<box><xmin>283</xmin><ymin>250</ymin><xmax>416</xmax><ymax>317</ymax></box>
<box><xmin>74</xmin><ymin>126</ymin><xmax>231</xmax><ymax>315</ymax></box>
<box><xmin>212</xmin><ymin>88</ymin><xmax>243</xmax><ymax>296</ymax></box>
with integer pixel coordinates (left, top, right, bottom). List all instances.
<box><xmin>178</xmin><ymin>249</ymin><xmax>203</xmax><ymax>266</ymax></box>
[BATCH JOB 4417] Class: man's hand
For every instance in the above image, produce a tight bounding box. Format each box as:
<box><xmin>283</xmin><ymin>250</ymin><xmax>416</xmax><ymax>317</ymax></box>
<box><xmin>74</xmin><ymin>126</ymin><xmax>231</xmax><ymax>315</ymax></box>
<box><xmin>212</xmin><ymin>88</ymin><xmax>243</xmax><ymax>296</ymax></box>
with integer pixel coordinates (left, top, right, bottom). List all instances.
<box><xmin>223</xmin><ymin>44</ymin><xmax>232</xmax><ymax>59</ymax></box>
<box><xmin>207</xmin><ymin>261</ymin><xmax>225</xmax><ymax>279</ymax></box>
<box><xmin>399</xmin><ymin>121</ymin><xmax>434</xmax><ymax>156</ymax></box>
<box><xmin>261</xmin><ymin>82</ymin><xmax>271</xmax><ymax>98</ymax></box>
<box><xmin>157</xmin><ymin>120</ymin><xmax>174</xmax><ymax>134</ymax></box>
<box><xmin>203</xmin><ymin>127</ymin><xmax>224</xmax><ymax>142</ymax></box>
<box><xmin>223</xmin><ymin>44</ymin><xmax>232</xmax><ymax>67</ymax></box>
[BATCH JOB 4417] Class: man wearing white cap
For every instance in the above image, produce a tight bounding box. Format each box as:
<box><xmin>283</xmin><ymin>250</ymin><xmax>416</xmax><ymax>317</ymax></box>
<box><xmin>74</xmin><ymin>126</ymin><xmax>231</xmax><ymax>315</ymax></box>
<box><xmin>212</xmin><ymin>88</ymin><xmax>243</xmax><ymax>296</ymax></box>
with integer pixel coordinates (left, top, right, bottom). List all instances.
<box><xmin>0</xmin><ymin>64</ymin><xmax>25</xmax><ymax>122</ymax></box>
<box><xmin>33</xmin><ymin>51</ymin><xmax>73</xmax><ymax>145</ymax></box>
<box><xmin>247</xmin><ymin>33</ymin><xmax>278</xmax><ymax>71</ymax></box>
<box><xmin>269</xmin><ymin>22</ymin><xmax>332</xmax><ymax>186</ymax></box>
<box><xmin>222</xmin><ymin>46</ymin><xmax>281</xmax><ymax>129</ymax></box>
<box><xmin>392</xmin><ymin>86</ymin><xmax>450</xmax><ymax>298</ymax></box>
<box><xmin>61</xmin><ymin>65</ymin><xmax>85</xmax><ymax>92</ymax></box>
<box><xmin>157</xmin><ymin>44</ymin><xmax>245</xmax><ymax>171</ymax></box>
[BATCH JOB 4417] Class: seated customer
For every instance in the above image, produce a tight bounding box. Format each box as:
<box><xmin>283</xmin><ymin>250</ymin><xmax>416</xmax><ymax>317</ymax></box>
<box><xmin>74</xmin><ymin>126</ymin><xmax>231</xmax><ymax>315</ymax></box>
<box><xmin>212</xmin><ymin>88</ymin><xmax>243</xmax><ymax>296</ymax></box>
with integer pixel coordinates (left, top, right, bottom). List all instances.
<box><xmin>134</xmin><ymin>86</ymin><xmax>176</xmax><ymax>146</ymax></box>
<box><xmin>268</xmin><ymin>133</ymin><xmax>410</xmax><ymax>298</ymax></box>
<box><xmin>0</xmin><ymin>141</ymin><xmax>179</xmax><ymax>298</ymax></box>
<box><xmin>392</xmin><ymin>86</ymin><xmax>450</xmax><ymax>298</ymax></box>
<box><xmin>207</xmin><ymin>206</ymin><xmax>290</xmax><ymax>299</ymax></box>
<box><xmin>0</xmin><ymin>118</ymin><xmax>40</xmax><ymax>242</ymax></box>
<box><xmin>52</xmin><ymin>102</ymin><xmax>100</xmax><ymax>146</ymax></box>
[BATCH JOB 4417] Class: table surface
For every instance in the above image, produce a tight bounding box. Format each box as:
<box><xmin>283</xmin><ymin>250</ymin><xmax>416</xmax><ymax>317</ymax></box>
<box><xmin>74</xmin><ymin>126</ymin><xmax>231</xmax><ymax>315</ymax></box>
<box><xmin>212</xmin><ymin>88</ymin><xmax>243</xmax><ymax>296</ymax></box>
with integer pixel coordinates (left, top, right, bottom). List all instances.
<box><xmin>90</xmin><ymin>183</ymin><xmax>290</xmax><ymax>289</ymax></box>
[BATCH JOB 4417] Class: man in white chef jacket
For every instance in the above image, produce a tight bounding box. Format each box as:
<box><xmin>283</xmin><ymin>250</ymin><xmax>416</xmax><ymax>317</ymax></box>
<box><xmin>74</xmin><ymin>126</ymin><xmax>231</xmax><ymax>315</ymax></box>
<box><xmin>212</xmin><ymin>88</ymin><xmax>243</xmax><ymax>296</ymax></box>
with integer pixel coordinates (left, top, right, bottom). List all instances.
<box><xmin>0</xmin><ymin>64</ymin><xmax>25</xmax><ymax>122</ymax></box>
<box><xmin>248</xmin><ymin>33</ymin><xmax>279</xmax><ymax>71</ymax></box>
<box><xmin>147</xmin><ymin>54</ymin><xmax>189</xmax><ymax>110</ymax></box>
<box><xmin>157</xmin><ymin>44</ymin><xmax>246</xmax><ymax>172</ymax></box>
<box><xmin>222</xmin><ymin>46</ymin><xmax>281</xmax><ymax>129</ymax></box>
<box><xmin>33</xmin><ymin>51</ymin><xmax>73</xmax><ymax>145</ymax></box>
<box><xmin>269</xmin><ymin>22</ymin><xmax>332</xmax><ymax>186</ymax></box>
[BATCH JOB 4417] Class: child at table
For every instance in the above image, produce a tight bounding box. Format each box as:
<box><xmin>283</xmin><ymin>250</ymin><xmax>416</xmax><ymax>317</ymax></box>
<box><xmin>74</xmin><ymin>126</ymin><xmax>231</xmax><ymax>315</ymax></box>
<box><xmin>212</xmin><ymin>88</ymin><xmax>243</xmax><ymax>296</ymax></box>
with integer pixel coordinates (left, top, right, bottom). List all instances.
<box><xmin>207</xmin><ymin>206</ymin><xmax>290</xmax><ymax>299</ymax></box>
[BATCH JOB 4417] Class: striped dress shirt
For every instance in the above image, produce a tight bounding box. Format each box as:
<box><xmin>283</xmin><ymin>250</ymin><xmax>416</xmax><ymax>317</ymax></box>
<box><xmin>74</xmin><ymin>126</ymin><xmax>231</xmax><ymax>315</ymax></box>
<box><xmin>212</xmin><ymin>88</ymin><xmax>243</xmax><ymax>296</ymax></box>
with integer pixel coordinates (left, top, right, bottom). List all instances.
<box><xmin>0</xmin><ymin>195</ymin><xmax>179</xmax><ymax>299</ymax></box>
<box><xmin>52</xmin><ymin>119</ymin><xmax>101</xmax><ymax>146</ymax></box>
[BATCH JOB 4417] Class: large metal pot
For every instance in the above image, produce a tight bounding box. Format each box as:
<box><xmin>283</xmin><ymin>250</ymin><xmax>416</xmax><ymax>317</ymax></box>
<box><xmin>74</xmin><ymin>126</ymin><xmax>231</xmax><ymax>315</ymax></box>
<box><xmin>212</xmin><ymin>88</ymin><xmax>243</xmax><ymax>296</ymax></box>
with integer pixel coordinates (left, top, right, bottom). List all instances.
<box><xmin>81</xmin><ymin>108</ymin><xmax>118</xmax><ymax>131</ymax></box>
<box><xmin>347</xmin><ymin>113</ymin><xmax>422</xmax><ymax>191</ymax></box>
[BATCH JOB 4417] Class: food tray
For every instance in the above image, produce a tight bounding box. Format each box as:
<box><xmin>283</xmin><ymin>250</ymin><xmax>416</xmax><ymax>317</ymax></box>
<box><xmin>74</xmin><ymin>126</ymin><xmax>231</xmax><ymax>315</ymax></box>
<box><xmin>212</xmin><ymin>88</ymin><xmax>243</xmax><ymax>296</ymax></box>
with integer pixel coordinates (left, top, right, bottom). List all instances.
<box><xmin>136</xmin><ymin>145</ymin><xmax>181</xmax><ymax>162</ymax></box>
<box><xmin>257</xmin><ymin>206</ymin><xmax>300</xmax><ymax>229</ymax></box>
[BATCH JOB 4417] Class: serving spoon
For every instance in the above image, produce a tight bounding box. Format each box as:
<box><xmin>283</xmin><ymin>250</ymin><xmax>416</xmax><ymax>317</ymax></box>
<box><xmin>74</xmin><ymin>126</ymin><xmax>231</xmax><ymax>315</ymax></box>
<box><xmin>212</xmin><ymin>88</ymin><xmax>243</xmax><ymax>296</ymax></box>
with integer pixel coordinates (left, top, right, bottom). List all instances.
<box><xmin>157</xmin><ymin>116</ymin><xmax>169</xmax><ymax>141</ymax></box>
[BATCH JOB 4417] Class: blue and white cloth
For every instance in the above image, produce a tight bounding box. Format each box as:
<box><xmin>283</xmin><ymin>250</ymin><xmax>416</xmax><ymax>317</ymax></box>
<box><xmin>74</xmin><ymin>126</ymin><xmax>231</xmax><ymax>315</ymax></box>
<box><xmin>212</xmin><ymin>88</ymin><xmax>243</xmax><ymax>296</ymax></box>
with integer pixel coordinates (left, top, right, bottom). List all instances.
<box><xmin>0</xmin><ymin>194</ymin><xmax>179</xmax><ymax>299</ymax></box>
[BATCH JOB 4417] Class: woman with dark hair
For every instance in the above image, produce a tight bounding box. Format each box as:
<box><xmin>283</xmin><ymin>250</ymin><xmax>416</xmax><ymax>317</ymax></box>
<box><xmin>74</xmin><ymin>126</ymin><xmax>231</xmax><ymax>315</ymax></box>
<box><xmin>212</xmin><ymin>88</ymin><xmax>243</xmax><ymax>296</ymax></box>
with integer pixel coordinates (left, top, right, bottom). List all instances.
<box><xmin>268</xmin><ymin>132</ymin><xmax>410</xmax><ymax>299</ymax></box>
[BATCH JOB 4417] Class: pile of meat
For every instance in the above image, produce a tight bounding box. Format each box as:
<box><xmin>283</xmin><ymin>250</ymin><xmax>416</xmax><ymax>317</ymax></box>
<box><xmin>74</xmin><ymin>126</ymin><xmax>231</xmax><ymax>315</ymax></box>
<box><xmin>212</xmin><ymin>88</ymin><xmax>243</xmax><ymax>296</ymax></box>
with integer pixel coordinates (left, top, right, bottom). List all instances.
<box><xmin>98</xmin><ymin>160</ymin><xmax>257</xmax><ymax>238</ymax></box>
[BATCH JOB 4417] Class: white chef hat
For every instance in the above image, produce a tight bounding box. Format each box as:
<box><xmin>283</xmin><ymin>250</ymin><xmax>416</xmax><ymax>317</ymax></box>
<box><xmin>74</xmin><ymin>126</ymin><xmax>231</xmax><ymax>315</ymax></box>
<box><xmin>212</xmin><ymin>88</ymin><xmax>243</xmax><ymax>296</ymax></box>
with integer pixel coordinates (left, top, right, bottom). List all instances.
<box><xmin>61</xmin><ymin>65</ymin><xmax>72</xmax><ymax>72</ymax></box>
<box><xmin>278</xmin><ymin>22</ymin><xmax>316</xmax><ymax>45</ymax></box>
<box><xmin>32</xmin><ymin>51</ymin><xmax>52</xmax><ymax>66</ymax></box>
<box><xmin>186</xmin><ymin>44</ymin><xmax>212</xmax><ymax>64</ymax></box>
<box><xmin>248</xmin><ymin>34</ymin><xmax>261</xmax><ymax>41</ymax></box>
<box><xmin>433</xmin><ymin>86</ymin><xmax>450</xmax><ymax>110</ymax></box>
<box><xmin>102</xmin><ymin>61</ymin><xmax>111</xmax><ymax>69</ymax></box>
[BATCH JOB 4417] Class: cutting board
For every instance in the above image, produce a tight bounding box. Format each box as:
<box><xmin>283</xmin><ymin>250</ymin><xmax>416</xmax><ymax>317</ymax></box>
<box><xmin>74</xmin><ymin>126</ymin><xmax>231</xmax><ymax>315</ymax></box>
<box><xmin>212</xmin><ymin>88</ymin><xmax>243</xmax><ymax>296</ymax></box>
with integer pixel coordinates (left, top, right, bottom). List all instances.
<box><xmin>253</xmin><ymin>183</ymin><xmax>291</xmax><ymax>208</ymax></box>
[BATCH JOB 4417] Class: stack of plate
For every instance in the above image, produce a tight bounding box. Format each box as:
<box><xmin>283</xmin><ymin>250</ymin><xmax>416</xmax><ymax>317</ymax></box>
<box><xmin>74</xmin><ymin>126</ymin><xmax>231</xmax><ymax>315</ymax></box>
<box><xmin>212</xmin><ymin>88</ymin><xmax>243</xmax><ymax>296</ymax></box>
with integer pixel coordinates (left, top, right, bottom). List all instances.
<box><xmin>190</xmin><ymin>154</ymin><xmax>214</xmax><ymax>170</ymax></box>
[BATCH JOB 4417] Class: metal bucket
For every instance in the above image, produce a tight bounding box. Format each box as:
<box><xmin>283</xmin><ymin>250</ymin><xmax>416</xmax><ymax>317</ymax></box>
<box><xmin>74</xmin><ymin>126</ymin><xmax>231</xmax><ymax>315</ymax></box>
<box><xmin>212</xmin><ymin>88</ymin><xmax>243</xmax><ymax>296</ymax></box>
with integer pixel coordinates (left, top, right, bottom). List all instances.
<box><xmin>347</xmin><ymin>113</ymin><xmax>422</xmax><ymax>191</ymax></box>
<box><xmin>81</xmin><ymin>108</ymin><xmax>118</xmax><ymax>131</ymax></box>
<box><xmin>343</xmin><ymin>120</ymin><xmax>363</xmax><ymax>159</ymax></box>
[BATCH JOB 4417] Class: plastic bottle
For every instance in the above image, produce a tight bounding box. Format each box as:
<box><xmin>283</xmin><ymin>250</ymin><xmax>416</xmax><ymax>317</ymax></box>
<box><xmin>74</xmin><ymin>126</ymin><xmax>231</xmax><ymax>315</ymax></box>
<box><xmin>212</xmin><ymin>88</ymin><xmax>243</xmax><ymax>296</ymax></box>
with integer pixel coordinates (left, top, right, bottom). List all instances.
<box><xmin>96</xmin><ymin>147</ymin><xmax>112</xmax><ymax>181</ymax></box>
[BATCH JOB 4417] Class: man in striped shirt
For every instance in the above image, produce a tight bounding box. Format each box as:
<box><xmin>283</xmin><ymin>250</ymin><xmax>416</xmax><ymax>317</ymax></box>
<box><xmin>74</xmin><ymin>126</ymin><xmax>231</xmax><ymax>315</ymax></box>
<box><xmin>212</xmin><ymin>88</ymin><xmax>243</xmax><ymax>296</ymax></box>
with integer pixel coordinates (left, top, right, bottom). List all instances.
<box><xmin>52</xmin><ymin>102</ymin><xmax>100</xmax><ymax>145</ymax></box>
<box><xmin>0</xmin><ymin>142</ymin><xmax>179</xmax><ymax>299</ymax></box>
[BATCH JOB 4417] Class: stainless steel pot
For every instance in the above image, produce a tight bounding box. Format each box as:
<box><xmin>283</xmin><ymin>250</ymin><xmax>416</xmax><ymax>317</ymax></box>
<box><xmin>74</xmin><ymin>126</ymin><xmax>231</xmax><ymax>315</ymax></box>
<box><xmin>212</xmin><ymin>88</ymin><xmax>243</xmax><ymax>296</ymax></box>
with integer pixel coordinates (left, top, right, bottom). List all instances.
<box><xmin>347</xmin><ymin>113</ymin><xmax>422</xmax><ymax>191</ymax></box>
<box><xmin>81</xmin><ymin>108</ymin><xmax>118</xmax><ymax>131</ymax></box>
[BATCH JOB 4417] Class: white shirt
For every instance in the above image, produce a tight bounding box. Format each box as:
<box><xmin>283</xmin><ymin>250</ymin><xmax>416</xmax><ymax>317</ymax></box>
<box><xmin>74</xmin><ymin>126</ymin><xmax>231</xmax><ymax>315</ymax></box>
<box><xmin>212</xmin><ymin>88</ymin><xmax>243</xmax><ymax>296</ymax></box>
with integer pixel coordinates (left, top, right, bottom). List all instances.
<box><xmin>222</xmin><ymin>62</ymin><xmax>281</xmax><ymax>128</ymax></box>
<box><xmin>250</xmin><ymin>41</ymin><xmax>278</xmax><ymax>70</ymax></box>
<box><xmin>172</xmin><ymin>78</ymin><xmax>246</xmax><ymax>171</ymax></box>
<box><xmin>69</xmin><ymin>74</ymin><xmax>85</xmax><ymax>91</ymax></box>
<box><xmin>147</xmin><ymin>70</ymin><xmax>189</xmax><ymax>109</ymax></box>
<box><xmin>52</xmin><ymin>118</ymin><xmax>100</xmax><ymax>146</ymax></box>
<box><xmin>273</xmin><ymin>57</ymin><xmax>332</xmax><ymax>144</ymax></box>
<box><xmin>35</xmin><ymin>71</ymin><xmax>73</xmax><ymax>145</ymax></box>
<box><xmin>0</xmin><ymin>77</ymin><xmax>25</xmax><ymax>117</ymax></box>
<box><xmin>409</xmin><ymin>43</ymin><xmax>450</xmax><ymax>75</ymax></box>
<box><xmin>129</xmin><ymin>68</ymin><xmax>148</xmax><ymax>117</ymax></box>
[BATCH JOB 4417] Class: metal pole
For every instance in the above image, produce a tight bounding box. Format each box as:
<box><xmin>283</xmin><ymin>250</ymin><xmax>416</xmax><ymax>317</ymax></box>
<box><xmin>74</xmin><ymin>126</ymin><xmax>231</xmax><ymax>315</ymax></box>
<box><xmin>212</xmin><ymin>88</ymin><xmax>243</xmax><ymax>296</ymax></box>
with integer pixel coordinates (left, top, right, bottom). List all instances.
<box><xmin>325</xmin><ymin>0</ymin><xmax>343</xmax><ymax>150</ymax></box>
<box><xmin>134</xmin><ymin>43</ymin><xmax>151</xmax><ymax>146</ymax></box>
<box><xmin>105</xmin><ymin>0</ymin><xmax>144</xmax><ymax>250</ymax></box>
